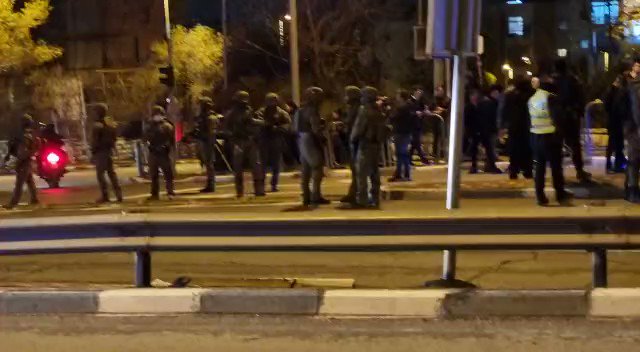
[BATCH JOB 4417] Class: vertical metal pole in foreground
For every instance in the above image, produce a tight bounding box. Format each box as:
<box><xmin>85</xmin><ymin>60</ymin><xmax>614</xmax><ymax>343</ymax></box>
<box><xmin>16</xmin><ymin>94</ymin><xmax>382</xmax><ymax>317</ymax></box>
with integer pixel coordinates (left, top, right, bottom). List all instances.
<box><xmin>592</xmin><ymin>248</ymin><xmax>608</xmax><ymax>288</ymax></box>
<box><xmin>442</xmin><ymin>249</ymin><xmax>457</xmax><ymax>281</ymax></box>
<box><xmin>135</xmin><ymin>250</ymin><xmax>152</xmax><ymax>288</ymax></box>
<box><xmin>222</xmin><ymin>0</ymin><xmax>229</xmax><ymax>90</ymax></box>
<box><xmin>446</xmin><ymin>54</ymin><xmax>467</xmax><ymax>210</ymax></box>
<box><xmin>289</xmin><ymin>0</ymin><xmax>301</xmax><ymax>106</ymax></box>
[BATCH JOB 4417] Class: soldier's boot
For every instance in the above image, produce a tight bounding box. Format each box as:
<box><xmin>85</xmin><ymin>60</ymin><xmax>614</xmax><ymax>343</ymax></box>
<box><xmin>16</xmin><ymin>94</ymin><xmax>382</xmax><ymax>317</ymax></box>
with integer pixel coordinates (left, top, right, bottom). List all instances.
<box><xmin>254</xmin><ymin>180</ymin><xmax>266</xmax><ymax>197</ymax></box>
<box><xmin>114</xmin><ymin>187</ymin><xmax>123</xmax><ymax>203</ymax></box>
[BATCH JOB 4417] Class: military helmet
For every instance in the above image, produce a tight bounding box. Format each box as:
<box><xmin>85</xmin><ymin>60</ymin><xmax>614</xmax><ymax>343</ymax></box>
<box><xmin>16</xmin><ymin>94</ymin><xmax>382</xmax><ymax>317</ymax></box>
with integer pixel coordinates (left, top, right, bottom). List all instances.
<box><xmin>303</xmin><ymin>87</ymin><xmax>324</xmax><ymax>104</ymax></box>
<box><xmin>152</xmin><ymin>105</ymin><xmax>166</xmax><ymax>116</ymax></box>
<box><xmin>265</xmin><ymin>93</ymin><xmax>280</xmax><ymax>105</ymax></box>
<box><xmin>21</xmin><ymin>113</ymin><xmax>34</xmax><ymax>129</ymax></box>
<box><xmin>361</xmin><ymin>86</ymin><xmax>379</xmax><ymax>104</ymax></box>
<box><xmin>233</xmin><ymin>91</ymin><xmax>250</xmax><ymax>104</ymax></box>
<box><xmin>345</xmin><ymin>86</ymin><xmax>361</xmax><ymax>100</ymax></box>
<box><xmin>94</xmin><ymin>103</ymin><xmax>108</xmax><ymax>119</ymax></box>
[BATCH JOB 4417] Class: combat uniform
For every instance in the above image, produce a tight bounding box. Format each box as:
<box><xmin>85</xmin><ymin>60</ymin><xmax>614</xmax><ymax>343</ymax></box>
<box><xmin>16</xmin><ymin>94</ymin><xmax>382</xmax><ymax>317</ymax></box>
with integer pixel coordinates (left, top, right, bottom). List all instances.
<box><xmin>256</xmin><ymin>93</ymin><xmax>291</xmax><ymax>192</ymax></box>
<box><xmin>146</xmin><ymin>107</ymin><xmax>176</xmax><ymax>200</ymax></box>
<box><xmin>191</xmin><ymin>97</ymin><xmax>219</xmax><ymax>193</ymax></box>
<box><xmin>340</xmin><ymin>86</ymin><xmax>362</xmax><ymax>203</ymax></box>
<box><xmin>223</xmin><ymin>91</ymin><xmax>265</xmax><ymax>198</ymax></box>
<box><xmin>5</xmin><ymin>115</ymin><xmax>39</xmax><ymax>209</ymax></box>
<box><xmin>91</xmin><ymin>104</ymin><xmax>122</xmax><ymax>203</ymax></box>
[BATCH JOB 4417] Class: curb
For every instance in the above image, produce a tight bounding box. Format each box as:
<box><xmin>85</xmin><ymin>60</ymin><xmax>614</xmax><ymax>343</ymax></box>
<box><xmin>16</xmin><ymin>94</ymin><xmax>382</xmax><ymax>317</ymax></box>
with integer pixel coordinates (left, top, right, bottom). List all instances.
<box><xmin>1</xmin><ymin>288</ymin><xmax>640</xmax><ymax>318</ymax></box>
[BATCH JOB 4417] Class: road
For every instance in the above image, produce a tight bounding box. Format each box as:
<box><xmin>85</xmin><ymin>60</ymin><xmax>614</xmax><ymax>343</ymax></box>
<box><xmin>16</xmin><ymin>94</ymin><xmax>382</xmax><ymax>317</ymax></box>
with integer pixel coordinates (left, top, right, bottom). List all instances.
<box><xmin>2</xmin><ymin>315</ymin><xmax>640</xmax><ymax>352</ymax></box>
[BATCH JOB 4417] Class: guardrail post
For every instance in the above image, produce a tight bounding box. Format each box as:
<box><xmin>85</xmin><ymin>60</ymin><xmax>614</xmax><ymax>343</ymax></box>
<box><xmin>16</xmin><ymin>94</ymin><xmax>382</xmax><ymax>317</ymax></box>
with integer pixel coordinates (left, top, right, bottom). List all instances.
<box><xmin>135</xmin><ymin>250</ymin><xmax>152</xmax><ymax>288</ymax></box>
<box><xmin>592</xmin><ymin>248</ymin><xmax>608</xmax><ymax>288</ymax></box>
<box><xmin>442</xmin><ymin>249</ymin><xmax>457</xmax><ymax>281</ymax></box>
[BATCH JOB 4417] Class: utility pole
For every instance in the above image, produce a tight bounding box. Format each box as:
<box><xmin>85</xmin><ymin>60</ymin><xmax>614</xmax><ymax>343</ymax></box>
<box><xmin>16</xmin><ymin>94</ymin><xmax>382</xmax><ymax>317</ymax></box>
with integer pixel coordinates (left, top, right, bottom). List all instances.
<box><xmin>222</xmin><ymin>0</ymin><xmax>229</xmax><ymax>90</ymax></box>
<box><xmin>289</xmin><ymin>0</ymin><xmax>301</xmax><ymax>106</ymax></box>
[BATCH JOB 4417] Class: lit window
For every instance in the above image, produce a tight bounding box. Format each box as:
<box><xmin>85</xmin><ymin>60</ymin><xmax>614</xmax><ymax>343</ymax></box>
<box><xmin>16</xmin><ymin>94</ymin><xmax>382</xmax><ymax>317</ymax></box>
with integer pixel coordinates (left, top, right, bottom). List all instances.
<box><xmin>580</xmin><ymin>40</ymin><xmax>590</xmax><ymax>49</ymax></box>
<box><xmin>558</xmin><ymin>48</ymin><xmax>568</xmax><ymax>57</ymax></box>
<box><xmin>508</xmin><ymin>16</ymin><xmax>524</xmax><ymax>36</ymax></box>
<box><xmin>506</xmin><ymin>0</ymin><xmax>523</xmax><ymax>4</ymax></box>
<box><xmin>592</xmin><ymin>1</ymin><xmax>619</xmax><ymax>25</ymax></box>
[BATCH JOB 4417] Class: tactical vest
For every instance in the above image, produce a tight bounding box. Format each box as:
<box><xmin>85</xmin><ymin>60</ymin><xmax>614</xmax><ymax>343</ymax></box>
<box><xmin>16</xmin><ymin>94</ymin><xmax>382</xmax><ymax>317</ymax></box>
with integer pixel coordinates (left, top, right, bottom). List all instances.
<box><xmin>528</xmin><ymin>89</ymin><xmax>556</xmax><ymax>135</ymax></box>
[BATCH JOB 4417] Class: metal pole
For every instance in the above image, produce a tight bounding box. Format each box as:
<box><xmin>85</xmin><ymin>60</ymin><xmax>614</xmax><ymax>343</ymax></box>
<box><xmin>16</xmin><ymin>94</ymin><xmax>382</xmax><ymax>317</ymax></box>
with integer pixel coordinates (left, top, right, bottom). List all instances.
<box><xmin>289</xmin><ymin>0</ymin><xmax>301</xmax><ymax>106</ymax></box>
<box><xmin>222</xmin><ymin>0</ymin><xmax>229</xmax><ymax>90</ymax></box>
<box><xmin>592</xmin><ymin>248</ymin><xmax>608</xmax><ymax>288</ymax></box>
<box><xmin>442</xmin><ymin>249</ymin><xmax>457</xmax><ymax>281</ymax></box>
<box><xmin>446</xmin><ymin>54</ymin><xmax>467</xmax><ymax>210</ymax></box>
<box><xmin>135</xmin><ymin>250</ymin><xmax>152</xmax><ymax>288</ymax></box>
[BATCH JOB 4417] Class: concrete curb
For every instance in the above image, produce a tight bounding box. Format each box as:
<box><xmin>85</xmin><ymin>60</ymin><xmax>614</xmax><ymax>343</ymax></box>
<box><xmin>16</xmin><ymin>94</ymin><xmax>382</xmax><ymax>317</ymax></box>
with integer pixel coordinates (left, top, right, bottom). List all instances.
<box><xmin>0</xmin><ymin>288</ymin><xmax>639</xmax><ymax>318</ymax></box>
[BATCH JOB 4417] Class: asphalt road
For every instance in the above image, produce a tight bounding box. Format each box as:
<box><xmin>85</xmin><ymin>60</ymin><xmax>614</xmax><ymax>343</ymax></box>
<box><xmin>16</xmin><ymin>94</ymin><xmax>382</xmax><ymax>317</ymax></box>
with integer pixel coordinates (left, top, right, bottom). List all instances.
<box><xmin>2</xmin><ymin>315</ymin><xmax>640</xmax><ymax>352</ymax></box>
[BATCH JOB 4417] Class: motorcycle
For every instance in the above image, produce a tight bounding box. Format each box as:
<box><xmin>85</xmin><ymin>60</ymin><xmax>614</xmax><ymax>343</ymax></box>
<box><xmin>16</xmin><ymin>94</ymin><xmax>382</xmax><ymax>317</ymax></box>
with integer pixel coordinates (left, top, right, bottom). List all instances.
<box><xmin>37</xmin><ymin>143</ymin><xmax>68</xmax><ymax>189</ymax></box>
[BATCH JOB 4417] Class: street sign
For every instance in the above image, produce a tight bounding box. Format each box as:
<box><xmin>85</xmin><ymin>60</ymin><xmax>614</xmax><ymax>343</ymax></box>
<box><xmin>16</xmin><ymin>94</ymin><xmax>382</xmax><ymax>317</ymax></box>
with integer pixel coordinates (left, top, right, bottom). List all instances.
<box><xmin>425</xmin><ymin>0</ymin><xmax>482</xmax><ymax>58</ymax></box>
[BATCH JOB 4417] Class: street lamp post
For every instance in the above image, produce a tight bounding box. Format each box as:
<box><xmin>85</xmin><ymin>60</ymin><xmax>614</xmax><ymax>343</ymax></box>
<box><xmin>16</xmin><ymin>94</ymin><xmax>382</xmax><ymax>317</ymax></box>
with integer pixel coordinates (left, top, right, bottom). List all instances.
<box><xmin>289</xmin><ymin>0</ymin><xmax>301</xmax><ymax>106</ymax></box>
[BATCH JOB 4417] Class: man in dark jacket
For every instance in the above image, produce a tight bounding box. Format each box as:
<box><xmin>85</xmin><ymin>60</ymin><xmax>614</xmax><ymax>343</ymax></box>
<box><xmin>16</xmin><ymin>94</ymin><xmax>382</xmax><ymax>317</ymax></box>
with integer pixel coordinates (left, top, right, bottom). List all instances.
<box><xmin>625</xmin><ymin>59</ymin><xmax>640</xmax><ymax>203</ymax></box>
<box><xmin>409</xmin><ymin>87</ymin><xmax>429</xmax><ymax>165</ymax></box>
<box><xmin>604</xmin><ymin>75</ymin><xmax>629</xmax><ymax>173</ymax></box>
<box><xmin>294</xmin><ymin>87</ymin><xmax>329</xmax><ymax>207</ymax></box>
<box><xmin>552</xmin><ymin>60</ymin><xmax>591</xmax><ymax>182</ymax></box>
<box><xmin>499</xmin><ymin>78</ymin><xmax>534</xmax><ymax>179</ymax></box>
<box><xmin>4</xmin><ymin>114</ymin><xmax>39</xmax><ymax>209</ymax></box>
<box><xmin>91</xmin><ymin>103</ymin><xmax>123</xmax><ymax>203</ymax></box>
<box><xmin>256</xmin><ymin>93</ymin><xmax>291</xmax><ymax>192</ymax></box>
<box><xmin>348</xmin><ymin>86</ymin><xmax>387</xmax><ymax>208</ymax></box>
<box><xmin>223</xmin><ymin>91</ymin><xmax>265</xmax><ymax>198</ymax></box>
<box><xmin>340</xmin><ymin>86</ymin><xmax>362</xmax><ymax>203</ymax></box>
<box><xmin>465</xmin><ymin>88</ymin><xmax>502</xmax><ymax>174</ymax></box>
<box><xmin>389</xmin><ymin>89</ymin><xmax>415</xmax><ymax>181</ymax></box>
<box><xmin>145</xmin><ymin>106</ymin><xmax>176</xmax><ymax>201</ymax></box>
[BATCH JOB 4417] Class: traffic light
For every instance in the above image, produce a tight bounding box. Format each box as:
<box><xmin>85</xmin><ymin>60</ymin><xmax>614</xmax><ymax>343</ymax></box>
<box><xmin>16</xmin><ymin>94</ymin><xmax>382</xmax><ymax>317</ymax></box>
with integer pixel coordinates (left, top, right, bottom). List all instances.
<box><xmin>158</xmin><ymin>65</ymin><xmax>175</xmax><ymax>87</ymax></box>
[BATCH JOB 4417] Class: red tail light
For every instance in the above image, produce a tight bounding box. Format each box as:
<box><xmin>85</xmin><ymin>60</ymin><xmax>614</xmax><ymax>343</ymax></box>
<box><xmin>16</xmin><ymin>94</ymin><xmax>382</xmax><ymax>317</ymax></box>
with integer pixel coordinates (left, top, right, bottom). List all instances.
<box><xmin>46</xmin><ymin>152</ymin><xmax>61</xmax><ymax>165</ymax></box>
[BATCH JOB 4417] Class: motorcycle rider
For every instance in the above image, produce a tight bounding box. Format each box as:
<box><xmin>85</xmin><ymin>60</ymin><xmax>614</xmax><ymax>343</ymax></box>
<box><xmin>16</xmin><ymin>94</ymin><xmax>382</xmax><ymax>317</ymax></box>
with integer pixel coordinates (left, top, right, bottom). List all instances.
<box><xmin>256</xmin><ymin>93</ymin><xmax>291</xmax><ymax>192</ymax></box>
<box><xmin>294</xmin><ymin>87</ymin><xmax>330</xmax><ymax>207</ymax></box>
<box><xmin>91</xmin><ymin>103</ymin><xmax>123</xmax><ymax>204</ymax></box>
<box><xmin>222</xmin><ymin>91</ymin><xmax>265</xmax><ymax>198</ymax></box>
<box><xmin>4</xmin><ymin>114</ymin><xmax>39</xmax><ymax>209</ymax></box>
<box><xmin>145</xmin><ymin>105</ymin><xmax>176</xmax><ymax>201</ymax></box>
<box><xmin>339</xmin><ymin>86</ymin><xmax>362</xmax><ymax>203</ymax></box>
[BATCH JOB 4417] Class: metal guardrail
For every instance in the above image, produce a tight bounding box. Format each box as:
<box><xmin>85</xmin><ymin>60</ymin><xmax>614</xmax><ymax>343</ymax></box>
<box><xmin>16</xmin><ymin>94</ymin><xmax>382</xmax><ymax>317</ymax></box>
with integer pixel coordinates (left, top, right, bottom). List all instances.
<box><xmin>1</xmin><ymin>214</ymin><xmax>639</xmax><ymax>288</ymax></box>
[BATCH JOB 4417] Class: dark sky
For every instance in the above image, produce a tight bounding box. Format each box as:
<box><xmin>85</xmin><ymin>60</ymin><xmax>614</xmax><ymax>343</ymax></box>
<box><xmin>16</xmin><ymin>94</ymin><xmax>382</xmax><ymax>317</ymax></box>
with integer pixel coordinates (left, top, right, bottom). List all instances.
<box><xmin>185</xmin><ymin>0</ymin><xmax>222</xmax><ymax>27</ymax></box>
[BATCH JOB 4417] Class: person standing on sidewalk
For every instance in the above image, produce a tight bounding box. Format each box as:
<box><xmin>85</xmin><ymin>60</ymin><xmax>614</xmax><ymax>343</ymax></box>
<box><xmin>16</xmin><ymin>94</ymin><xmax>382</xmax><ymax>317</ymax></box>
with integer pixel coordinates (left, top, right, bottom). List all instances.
<box><xmin>552</xmin><ymin>60</ymin><xmax>591</xmax><ymax>183</ymax></box>
<box><xmin>409</xmin><ymin>87</ymin><xmax>429</xmax><ymax>165</ymax></box>
<box><xmin>222</xmin><ymin>91</ymin><xmax>265</xmax><ymax>198</ymax></box>
<box><xmin>625</xmin><ymin>59</ymin><xmax>640</xmax><ymax>203</ymax></box>
<box><xmin>339</xmin><ymin>86</ymin><xmax>362</xmax><ymax>203</ymax></box>
<box><xmin>465</xmin><ymin>89</ymin><xmax>502</xmax><ymax>174</ymax></box>
<box><xmin>344</xmin><ymin>86</ymin><xmax>387</xmax><ymax>209</ymax></box>
<box><xmin>294</xmin><ymin>87</ymin><xmax>330</xmax><ymax>207</ymax></box>
<box><xmin>4</xmin><ymin>114</ymin><xmax>39</xmax><ymax>210</ymax></box>
<box><xmin>499</xmin><ymin>78</ymin><xmax>534</xmax><ymax>179</ymax></box>
<box><xmin>145</xmin><ymin>106</ymin><xmax>176</xmax><ymax>201</ymax></box>
<box><xmin>188</xmin><ymin>97</ymin><xmax>219</xmax><ymax>194</ymax></box>
<box><xmin>91</xmin><ymin>104</ymin><xmax>123</xmax><ymax>204</ymax></box>
<box><xmin>604</xmin><ymin>75</ymin><xmax>629</xmax><ymax>174</ymax></box>
<box><xmin>256</xmin><ymin>93</ymin><xmax>291</xmax><ymax>193</ymax></box>
<box><xmin>528</xmin><ymin>77</ymin><xmax>572</xmax><ymax>206</ymax></box>
<box><xmin>389</xmin><ymin>89</ymin><xmax>414</xmax><ymax>182</ymax></box>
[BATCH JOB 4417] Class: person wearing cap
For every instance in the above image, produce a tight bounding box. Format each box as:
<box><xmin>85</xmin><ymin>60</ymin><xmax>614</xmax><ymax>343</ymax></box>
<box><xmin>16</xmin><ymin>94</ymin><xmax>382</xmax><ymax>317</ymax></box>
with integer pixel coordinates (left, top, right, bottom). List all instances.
<box><xmin>339</xmin><ymin>86</ymin><xmax>362</xmax><ymax>203</ymax></box>
<box><xmin>4</xmin><ymin>114</ymin><xmax>39</xmax><ymax>209</ymax></box>
<box><xmin>294</xmin><ymin>87</ymin><xmax>330</xmax><ymax>207</ymax></box>
<box><xmin>345</xmin><ymin>86</ymin><xmax>387</xmax><ymax>209</ymax></box>
<box><xmin>188</xmin><ymin>96</ymin><xmax>219</xmax><ymax>193</ymax></box>
<box><xmin>255</xmin><ymin>93</ymin><xmax>291</xmax><ymax>192</ymax></box>
<box><xmin>222</xmin><ymin>91</ymin><xmax>265</xmax><ymax>198</ymax></box>
<box><xmin>145</xmin><ymin>105</ymin><xmax>176</xmax><ymax>200</ymax></box>
<box><xmin>91</xmin><ymin>103</ymin><xmax>123</xmax><ymax>204</ymax></box>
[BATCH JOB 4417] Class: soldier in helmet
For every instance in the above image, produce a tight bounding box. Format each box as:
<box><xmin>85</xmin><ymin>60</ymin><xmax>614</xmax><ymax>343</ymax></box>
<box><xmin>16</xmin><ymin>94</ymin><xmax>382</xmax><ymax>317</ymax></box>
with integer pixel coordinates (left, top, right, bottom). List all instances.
<box><xmin>222</xmin><ymin>91</ymin><xmax>265</xmax><ymax>198</ymax></box>
<box><xmin>256</xmin><ymin>93</ymin><xmax>291</xmax><ymax>192</ymax></box>
<box><xmin>4</xmin><ymin>114</ymin><xmax>39</xmax><ymax>209</ymax></box>
<box><xmin>339</xmin><ymin>86</ymin><xmax>361</xmax><ymax>204</ymax></box>
<box><xmin>345</xmin><ymin>86</ymin><xmax>387</xmax><ymax>209</ymax></box>
<box><xmin>145</xmin><ymin>105</ymin><xmax>176</xmax><ymax>200</ymax></box>
<box><xmin>294</xmin><ymin>87</ymin><xmax>330</xmax><ymax>207</ymax></box>
<box><xmin>186</xmin><ymin>96</ymin><xmax>219</xmax><ymax>193</ymax></box>
<box><xmin>91</xmin><ymin>103</ymin><xmax>123</xmax><ymax>204</ymax></box>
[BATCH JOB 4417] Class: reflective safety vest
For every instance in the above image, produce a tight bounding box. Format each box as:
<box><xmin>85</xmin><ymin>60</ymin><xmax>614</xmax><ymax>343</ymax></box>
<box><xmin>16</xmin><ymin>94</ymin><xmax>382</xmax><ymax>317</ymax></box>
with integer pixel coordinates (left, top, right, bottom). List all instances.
<box><xmin>528</xmin><ymin>89</ymin><xmax>556</xmax><ymax>135</ymax></box>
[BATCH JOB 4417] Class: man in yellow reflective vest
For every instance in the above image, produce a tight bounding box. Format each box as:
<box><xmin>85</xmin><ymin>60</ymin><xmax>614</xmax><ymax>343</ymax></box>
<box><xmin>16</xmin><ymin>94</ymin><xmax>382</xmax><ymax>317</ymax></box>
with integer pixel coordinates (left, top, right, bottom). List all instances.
<box><xmin>528</xmin><ymin>76</ymin><xmax>572</xmax><ymax>206</ymax></box>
